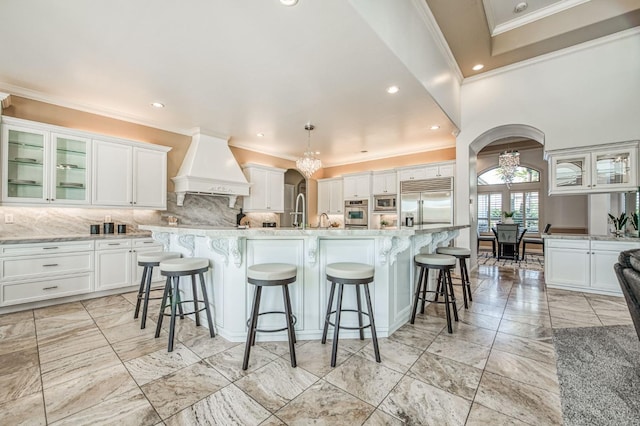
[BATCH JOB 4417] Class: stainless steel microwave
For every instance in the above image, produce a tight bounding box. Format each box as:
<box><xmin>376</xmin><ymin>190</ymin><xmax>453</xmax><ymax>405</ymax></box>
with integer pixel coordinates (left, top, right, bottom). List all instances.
<box><xmin>373</xmin><ymin>194</ymin><xmax>397</xmax><ymax>212</ymax></box>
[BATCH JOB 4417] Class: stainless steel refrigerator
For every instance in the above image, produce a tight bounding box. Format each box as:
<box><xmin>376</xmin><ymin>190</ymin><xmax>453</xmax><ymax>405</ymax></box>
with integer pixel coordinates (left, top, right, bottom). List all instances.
<box><xmin>400</xmin><ymin>177</ymin><xmax>454</xmax><ymax>225</ymax></box>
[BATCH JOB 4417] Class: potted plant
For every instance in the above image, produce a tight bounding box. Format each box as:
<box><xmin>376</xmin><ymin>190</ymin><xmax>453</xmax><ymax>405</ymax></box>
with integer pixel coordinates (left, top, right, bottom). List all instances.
<box><xmin>380</xmin><ymin>219</ymin><xmax>389</xmax><ymax>229</ymax></box>
<box><xmin>629</xmin><ymin>212</ymin><xmax>639</xmax><ymax>237</ymax></box>
<box><xmin>502</xmin><ymin>211</ymin><xmax>515</xmax><ymax>224</ymax></box>
<box><xmin>608</xmin><ymin>212</ymin><xmax>627</xmax><ymax>237</ymax></box>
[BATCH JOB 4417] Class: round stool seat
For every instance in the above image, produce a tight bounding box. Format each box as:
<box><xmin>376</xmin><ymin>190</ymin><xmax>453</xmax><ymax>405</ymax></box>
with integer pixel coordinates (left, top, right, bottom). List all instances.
<box><xmin>436</xmin><ymin>247</ymin><xmax>471</xmax><ymax>257</ymax></box>
<box><xmin>248</xmin><ymin>263</ymin><xmax>297</xmax><ymax>281</ymax></box>
<box><xmin>326</xmin><ymin>262</ymin><xmax>374</xmax><ymax>280</ymax></box>
<box><xmin>138</xmin><ymin>251</ymin><xmax>181</xmax><ymax>265</ymax></box>
<box><xmin>160</xmin><ymin>257</ymin><xmax>209</xmax><ymax>272</ymax></box>
<box><xmin>415</xmin><ymin>253</ymin><xmax>456</xmax><ymax>267</ymax></box>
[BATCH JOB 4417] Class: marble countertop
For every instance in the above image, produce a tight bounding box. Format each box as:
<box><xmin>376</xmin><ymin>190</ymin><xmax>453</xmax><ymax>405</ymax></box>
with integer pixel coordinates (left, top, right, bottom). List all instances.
<box><xmin>544</xmin><ymin>233</ymin><xmax>640</xmax><ymax>242</ymax></box>
<box><xmin>0</xmin><ymin>231</ymin><xmax>153</xmax><ymax>245</ymax></box>
<box><xmin>138</xmin><ymin>223</ymin><xmax>468</xmax><ymax>237</ymax></box>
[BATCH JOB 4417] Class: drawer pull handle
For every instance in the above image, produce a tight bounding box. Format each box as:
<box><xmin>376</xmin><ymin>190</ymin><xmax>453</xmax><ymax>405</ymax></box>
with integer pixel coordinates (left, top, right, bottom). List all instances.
<box><xmin>108</xmin><ymin>243</ymin><xmax>121</xmax><ymax>246</ymax></box>
<box><xmin>43</xmin><ymin>247</ymin><xmax>59</xmax><ymax>250</ymax></box>
<box><xmin>42</xmin><ymin>263</ymin><xmax>59</xmax><ymax>267</ymax></box>
<box><xmin>42</xmin><ymin>286</ymin><xmax>59</xmax><ymax>290</ymax></box>
<box><xmin>143</xmin><ymin>241</ymin><xmax>154</xmax><ymax>244</ymax></box>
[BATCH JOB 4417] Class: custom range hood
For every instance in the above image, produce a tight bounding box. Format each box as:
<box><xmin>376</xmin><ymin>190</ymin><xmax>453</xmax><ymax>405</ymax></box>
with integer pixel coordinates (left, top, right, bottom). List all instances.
<box><xmin>172</xmin><ymin>130</ymin><xmax>250</xmax><ymax>207</ymax></box>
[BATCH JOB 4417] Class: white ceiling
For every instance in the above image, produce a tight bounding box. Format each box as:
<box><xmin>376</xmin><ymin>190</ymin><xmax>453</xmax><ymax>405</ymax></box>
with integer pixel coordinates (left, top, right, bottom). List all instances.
<box><xmin>0</xmin><ymin>0</ymin><xmax>637</xmax><ymax>167</ymax></box>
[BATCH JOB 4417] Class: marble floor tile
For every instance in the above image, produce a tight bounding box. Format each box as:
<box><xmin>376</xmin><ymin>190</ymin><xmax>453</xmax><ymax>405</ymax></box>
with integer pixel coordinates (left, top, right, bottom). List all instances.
<box><xmin>386</xmin><ymin>322</ymin><xmax>439</xmax><ymax>350</ymax></box>
<box><xmin>101</xmin><ymin>320</ymin><xmax>161</xmax><ymax>344</ymax></box>
<box><xmin>455</xmin><ymin>309</ymin><xmax>502</xmax><ymax>331</ymax></box>
<box><xmin>0</xmin><ymin>317</ymin><xmax>36</xmax><ymax>339</ymax></box>
<box><xmin>408</xmin><ymin>351</ymin><xmax>483</xmax><ymax>400</ymax></box>
<box><xmin>235</xmin><ymin>357</ymin><xmax>318</xmax><ymax>412</ymax></box>
<box><xmin>84</xmin><ymin>299</ymin><xmax>136</xmax><ymax>320</ymax></box>
<box><xmin>110</xmin><ymin>333</ymin><xmax>170</xmax><ymax>362</ymax></box>
<box><xmin>205</xmin><ymin>343</ymin><xmax>279</xmax><ymax>382</ymax></box>
<box><xmin>176</xmin><ymin>325</ymin><xmax>237</xmax><ymax>359</ymax></box>
<box><xmin>466</xmin><ymin>301</ymin><xmax>505</xmax><ymax>319</ymax></box>
<box><xmin>498</xmin><ymin>318</ymin><xmax>553</xmax><ymax>340</ymax></box>
<box><xmin>379</xmin><ymin>375</ymin><xmax>471</xmax><ymax>426</ymax></box>
<box><xmin>275</xmin><ymin>380</ymin><xmax>375</xmax><ymax>425</ymax></box>
<box><xmin>329</xmin><ymin>337</ymin><xmax>370</xmax><ymax>354</ymax></box>
<box><xmin>286</xmin><ymin>340</ymin><xmax>354</xmax><ymax>378</ymax></box>
<box><xmin>410</xmin><ymin>312</ymin><xmax>448</xmax><ymax>333</ymax></box>
<box><xmin>0</xmin><ymin>330</ymin><xmax>37</xmax><ymax>357</ymax></box>
<box><xmin>49</xmin><ymin>388</ymin><xmax>160</xmax><ymax>426</ymax></box>
<box><xmin>598</xmin><ymin>310</ymin><xmax>634</xmax><ymax>326</ymax></box>
<box><xmin>474</xmin><ymin>372</ymin><xmax>562</xmax><ymax>425</ymax></box>
<box><xmin>142</xmin><ymin>360</ymin><xmax>230</xmax><ymax>419</ymax></box>
<box><xmin>81</xmin><ymin>294</ymin><xmax>131</xmax><ymax>310</ymax></box>
<box><xmin>34</xmin><ymin>311</ymin><xmax>95</xmax><ymax>338</ymax></box>
<box><xmin>501</xmin><ymin>310</ymin><xmax>552</xmax><ymax>327</ymax></box>
<box><xmin>447</xmin><ymin>321</ymin><xmax>497</xmax><ymax>348</ymax></box>
<box><xmin>550</xmin><ymin>316</ymin><xmax>604</xmax><ymax>328</ymax></box>
<box><xmin>362</xmin><ymin>409</ymin><xmax>405</xmax><ymax>425</ymax></box>
<box><xmin>261</xmin><ymin>416</ymin><xmax>287</xmax><ymax>426</ymax></box>
<box><xmin>427</xmin><ymin>334</ymin><xmax>491</xmax><ymax>369</ymax></box>
<box><xmin>0</xmin><ymin>391</ymin><xmax>46</xmax><ymax>426</ymax></box>
<box><xmin>43</xmin><ymin>363</ymin><xmax>139</xmax><ymax>423</ymax></box>
<box><xmin>93</xmin><ymin>309</ymin><xmax>142</xmax><ymax>330</ymax></box>
<box><xmin>0</xmin><ymin>309</ymin><xmax>34</xmax><ymax>326</ymax></box>
<box><xmin>0</xmin><ymin>348</ymin><xmax>41</xmax><ymax>404</ymax></box>
<box><xmin>492</xmin><ymin>332</ymin><xmax>556</xmax><ymax>364</ymax></box>
<box><xmin>465</xmin><ymin>402</ymin><xmax>529</xmax><ymax>425</ymax></box>
<box><xmin>324</xmin><ymin>354</ymin><xmax>403</xmax><ymax>406</ymax></box>
<box><xmin>549</xmin><ymin>307</ymin><xmax>601</xmax><ymax>324</ymax></box>
<box><xmin>484</xmin><ymin>349</ymin><xmax>560</xmax><ymax>393</ymax></box>
<box><xmin>37</xmin><ymin>326</ymin><xmax>110</xmax><ymax>364</ymax></box>
<box><xmin>41</xmin><ymin>346</ymin><xmax>121</xmax><ymax>390</ymax></box>
<box><xmin>124</xmin><ymin>343</ymin><xmax>200</xmax><ymax>386</ymax></box>
<box><xmin>255</xmin><ymin>339</ymin><xmax>308</xmax><ymax>357</ymax></box>
<box><xmin>33</xmin><ymin>302</ymin><xmax>86</xmax><ymax>320</ymax></box>
<box><xmin>357</xmin><ymin>338</ymin><xmax>422</xmax><ymax>374</ymax></box>
<box><xmin>165</xmin><ymin>384</ymin><xmax>271</xmax><ymax>426</ymax></box>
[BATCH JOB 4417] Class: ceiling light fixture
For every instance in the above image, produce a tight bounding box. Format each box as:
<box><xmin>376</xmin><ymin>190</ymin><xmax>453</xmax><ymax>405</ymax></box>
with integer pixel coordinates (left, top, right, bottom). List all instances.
<box><xmin>150</xmin><ymin>102</ymin><xmax>165</xmax><ymax>108</ymax></box>
<box><xmin>498</xmin><ymin>150</ymin><xmax>520</xmax><ymax>188</ymax></box>
<box><xmin>472</xmin><ymin>64</ymin><xmax>484</xmax><ymax>71</ymax></box>
<box><xmin>280</xmin><ymin>0</ymin><xmax>298</xmax><ymax>6</ymax></box>
<box><xmin>430</xmin><ymin>125</ymin><xmax>440</xmax><ymax>130</ymax></box>
<box><xmin>514</xmin><ymin>2</ymin><xmax>528</xmax><ymax>13</ymax></box>
<box><xmin>386</xmin><ymin>85</ymin><xmax>399</xmax><ymax>94</ymax></box>
<box><xmin>295</xmin><ymin>123</ymin><xmax>322</xmax><ymax>179</ymax></box>
<box><xmin>257</xmin><ymin>132</ymin><xmax>264</xmax><ymax>137</ymax></box>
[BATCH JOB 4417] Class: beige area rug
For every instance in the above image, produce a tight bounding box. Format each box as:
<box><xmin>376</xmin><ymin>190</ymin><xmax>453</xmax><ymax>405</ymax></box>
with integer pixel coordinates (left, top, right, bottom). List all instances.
<box><xmin>477</xmin><ymin>251</ymin><xmax>544</xmax><ymax>271</ymax></box>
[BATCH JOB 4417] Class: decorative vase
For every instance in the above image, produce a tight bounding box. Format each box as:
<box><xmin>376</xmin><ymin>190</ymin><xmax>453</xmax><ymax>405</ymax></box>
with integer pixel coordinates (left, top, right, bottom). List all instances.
<box><xmin>504</xmin><ymin>217</ymin><xmax>514</xmax><ymax>224</ymax></box>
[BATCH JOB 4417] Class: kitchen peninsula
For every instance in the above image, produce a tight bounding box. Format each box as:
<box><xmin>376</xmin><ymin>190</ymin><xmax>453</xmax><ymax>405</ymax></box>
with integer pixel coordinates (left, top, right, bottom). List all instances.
<box><xmin>139</xmin><ymin>224</ymin><xmax>467</xmax><ymax>342</ymax></box>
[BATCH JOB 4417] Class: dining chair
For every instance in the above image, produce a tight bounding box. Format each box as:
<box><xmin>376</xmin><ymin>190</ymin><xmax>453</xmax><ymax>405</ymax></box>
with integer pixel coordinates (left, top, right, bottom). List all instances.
<box><xmin>496</xmin><ymin>224</ymin><xmax>519</xmax><ymax>260</ymax></box>
<box><xmin>522</xmin><ymin>224</ymin><xmax>552</xmax><ymax>259</ymax></box>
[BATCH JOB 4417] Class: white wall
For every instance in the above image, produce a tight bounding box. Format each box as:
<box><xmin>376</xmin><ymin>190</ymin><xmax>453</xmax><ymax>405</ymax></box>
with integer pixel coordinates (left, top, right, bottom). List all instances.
<box><xmin>456</xmin><ymin>30</ymin><xmax>640</xmax><ymax>250</ymax></box>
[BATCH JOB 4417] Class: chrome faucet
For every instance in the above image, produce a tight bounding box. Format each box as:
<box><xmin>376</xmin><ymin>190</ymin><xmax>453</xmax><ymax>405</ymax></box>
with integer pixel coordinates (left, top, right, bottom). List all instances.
<box><xmin>293</xmin><ymin>193</ymin><xmax>306</xmax><ymax>229</ymax></box>
<box><xmin>319</xmin><ymin>212</ymin><xmax>330</xmax><ymax>228</ymax></box>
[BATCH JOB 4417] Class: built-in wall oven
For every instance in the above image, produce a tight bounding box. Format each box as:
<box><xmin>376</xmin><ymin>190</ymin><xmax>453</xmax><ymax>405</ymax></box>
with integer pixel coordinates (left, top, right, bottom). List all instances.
<box><xmin>344</xmin><ymin>199</ymin><xmax>368</xmax><ymax>228</ymax></box>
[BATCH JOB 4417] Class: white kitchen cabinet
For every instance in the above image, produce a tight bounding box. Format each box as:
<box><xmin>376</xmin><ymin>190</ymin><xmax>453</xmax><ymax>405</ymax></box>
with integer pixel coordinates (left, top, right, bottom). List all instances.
<box><xmin>545</xmin><ymin>238</ymin><xmax>636</xmax><ymax>294</ymax></box>
<box><xmin>0</xmin><ymin>240</ymin><xmax>95</xmax><ymax>306</ymax></box>
<box><xmin>95</xmin><ymin>238</ymin><xmax>163</xmax><ymax>291</ymax></box>
<box><xmin>318</xmin><ymin>178</ymin><xmax>343</xmax><ymax>214</ymax></box>
<box><xmin>1</xmin><ymin>122</ymin><xmax>92</xmax><ymax>205</ymax></box>
<box><xmin>424</xmin><ymin>162</ymin><xmax>455</xmax><ymax>179</ymax></box>
<box><xmin>398</xmin><ymin>166</ymin><xmax>428</xmax><ymax>182</ymax></box>
<box><xmin>242</xmin><ymin>164</ymin><xmax>285</xmax><ymax>212</ymax></box>
<box><xmin>372</xmin><ymin>171</ymin><xmax>397</xmax><ymax>195</ymax></box>
<box><xmin>343</xmin><ymin>172</ymin><xmax>371</xmax><ymax>200</ymax></box>
<box><xmin>93</xmin><ymin>141</ymin><xmax>168</xmax><ymax>208</ymax></box>
<box><xmin>548</xmin><ymin>143</ymin><xmax>638</xmax><ymax>195</ymax></box>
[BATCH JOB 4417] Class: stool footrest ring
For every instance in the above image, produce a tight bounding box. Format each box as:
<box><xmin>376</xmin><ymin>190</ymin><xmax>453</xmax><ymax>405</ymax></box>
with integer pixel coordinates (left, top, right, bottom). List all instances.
<box><xmin>245</xmin><ymin>310</ymin><xmax>297</xmax><ymax>333</ymax></box>
<box><xmin>325</xmin><ymin>309</ymin><xmax>373</xmax><ymax>331</ymax></box>
<box><xmin>162</xmin><ymin>306</ymin><xmax>209</xmax><ymax>317</ymax></box>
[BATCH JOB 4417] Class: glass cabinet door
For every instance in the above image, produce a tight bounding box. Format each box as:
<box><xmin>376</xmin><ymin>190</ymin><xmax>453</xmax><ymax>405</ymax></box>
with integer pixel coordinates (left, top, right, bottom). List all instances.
<box><xmin>592</xmin><ymin>148</ymin><xmax>637</xmax><ymax>191</ymax></box>
<box><xmin>51</xmin><ymin>133</ymin><xmax>90</xmax><ymax>204</ymax></box>
<box><xmin>550</xmin><ymin>153</ymin><xmax>590</xmax><ymax>192</ymax></box>
<box><xmin>2</xmin><ymin>125</ymin><xmax>47</xmax><ymax>202</ymax></box>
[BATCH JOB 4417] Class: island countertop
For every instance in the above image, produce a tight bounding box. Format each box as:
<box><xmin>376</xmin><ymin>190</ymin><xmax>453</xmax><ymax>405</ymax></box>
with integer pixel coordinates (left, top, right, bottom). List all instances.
<box><xmin>544</xmin><ymin>233</ymin><xmax>640</xmax><ymax>242</ymax></box>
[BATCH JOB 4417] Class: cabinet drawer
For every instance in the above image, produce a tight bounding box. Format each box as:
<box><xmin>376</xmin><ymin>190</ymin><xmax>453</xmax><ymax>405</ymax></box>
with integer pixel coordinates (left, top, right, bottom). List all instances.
<box><xmin>0</xmin><ymin>240</ymin><xmax>94</xmax><ymax>257</ymax></box>
<box><xmin>1</xmin><ymin>253</ymin><xmax>93</xmax><ymax>281</ymax></box>
<box><xmin>545</xmin><ymin>239</ymin><xmax>589</xmax><ymax>249</ymax></box>
<box><xmin>590</xmin><ymin>240</ymin><xmax>639</xmax><ymax>252</ymax></box>
<box><xmin>132</xmin><ymin>238</ymin><xmax>160</xmax><ymax>248</ymax></box>
<box><xmin>95</xmin><ymin>239</ymin><xmax>132</xmax><ymax>250</ymax></box>
<box><xmin>2</xmin><ymin>273</ymin><xmax>92</xmax><ymax>306</ymax></box>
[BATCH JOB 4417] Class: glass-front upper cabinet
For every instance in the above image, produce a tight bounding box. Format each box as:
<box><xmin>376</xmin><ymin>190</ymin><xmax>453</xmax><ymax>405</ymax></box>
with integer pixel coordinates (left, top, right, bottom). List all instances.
<box><xmin>51</xmin><ymin>133</ymin><xmax>90</xmax><ymax>204</ymax></box>
<box><xmin>2</xmin><ymin>124</ymin><xmax>48</xmax><ymax>202</ymax></box>
<box><xmin>548</xmin><ymin>143</ymin><xmax>638</xmax><ymax>195</ymax></box>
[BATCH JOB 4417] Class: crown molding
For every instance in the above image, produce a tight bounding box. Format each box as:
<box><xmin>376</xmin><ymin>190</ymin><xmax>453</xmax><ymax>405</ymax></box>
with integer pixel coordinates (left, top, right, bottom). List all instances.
<box><xmin>462</xmin><ymin>26</ymin><xmax>640</xmax><ymax>85</ymax></box>
<box><xmin>489</xmin><ymin>0</ymin><xmax>590</xmax><ymax>36</ymax></box>
<box><xmin>0</xmin><ymin>82</ymin><xmax>192</xmax><ymax>136</ymax></box>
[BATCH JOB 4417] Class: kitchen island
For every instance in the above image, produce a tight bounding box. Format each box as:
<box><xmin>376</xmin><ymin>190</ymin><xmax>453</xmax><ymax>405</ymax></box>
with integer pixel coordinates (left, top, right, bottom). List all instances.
<box><xmin>139</xmin><ymin>224</ymin><xmax>468</xmax><ymax>342</ymax></box>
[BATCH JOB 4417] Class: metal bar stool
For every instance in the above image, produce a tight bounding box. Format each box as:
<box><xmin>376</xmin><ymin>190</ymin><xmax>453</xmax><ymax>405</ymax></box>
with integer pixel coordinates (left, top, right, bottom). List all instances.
<box><xmin>436</xmin><ymin>246</ymin><xmax>472</xmax><ymax>309</ymax></box>
<box><xmin>243</xmin><ymin>263</ymin><xmax>298</xmax><ymax>370</ymax></box>
<box><xmin>155</xmin><ymin>257</ymin><xmax>215</xmax><ymax>352</ymax></box>
<box><xmin>134</xmin><ymin>251</ymin><xmax>182</xmax><ymax>329</ymax></box>
<box><xmin>411</xmin><ymin>253</ymin><xmax>458</xmax><ymax>333</ymax></box>
<box><xmin>321</xmin><ymin>262</ymin><xmax>380</xmax><ymax>367</ymax></box>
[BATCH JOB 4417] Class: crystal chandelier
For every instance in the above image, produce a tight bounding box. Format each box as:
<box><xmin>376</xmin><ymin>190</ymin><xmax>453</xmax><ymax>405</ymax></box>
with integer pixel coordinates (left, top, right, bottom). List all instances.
<box><xmin>295</xmin><ymin>123</ymin><xmax>322</xmax><ymax>179</ymax></box>
<box><xmin>498</xmin><ymin>150</ymin><xmax>520</xmax><ymax>188</ymax></box>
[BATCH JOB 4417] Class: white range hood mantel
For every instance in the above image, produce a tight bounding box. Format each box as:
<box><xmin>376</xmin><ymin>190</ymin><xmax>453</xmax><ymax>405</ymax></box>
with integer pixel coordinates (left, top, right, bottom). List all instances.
<box><xmin>172</xmin><ymin>131</ymin><xmax>250</xmax><ymax>207</ymax></box>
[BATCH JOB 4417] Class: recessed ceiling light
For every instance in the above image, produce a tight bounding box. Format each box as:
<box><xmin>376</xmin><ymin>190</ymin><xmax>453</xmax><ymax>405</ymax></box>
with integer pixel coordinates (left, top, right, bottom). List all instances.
<box><xmin>514</xmin><ymin>2</ymin><xmax>528</xmax><ymax>13</ymax></box>
<box><xmin>361</xmin><ymin>150</ymin><xmax>368</xmax><ymax>153</ymax></box>
<box><xmin>386</xmin><ymin>85</ymin><xmax>399</xmax><ymax>94</ymax></box>
<box><xmin>315</xmin><ymin>151</ymin><xmax>320</xmax><ymax>155</ymax></box>
<box><xmin>150</xmin><ymin>102</ymin><xmax>165</xmax><ymax>108</ymax></box>
<box><xmin>430</xmin><ymin>125</ymin><xmax>440</xmax><ymax>130</ymax></box>
<box><xmin>472</xmin><ymin>64</ymin><xmax>484</xmax><ymax>71</ymax></box>
<box><xmin>257</xmin><ymin>132</ymin><xmax>264</xmax><ymax>137</ymax></box>
<box><xmin>280</xmin><ymin>0</ymin><xmax>298</xmax><ymax>6</ymax></box>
